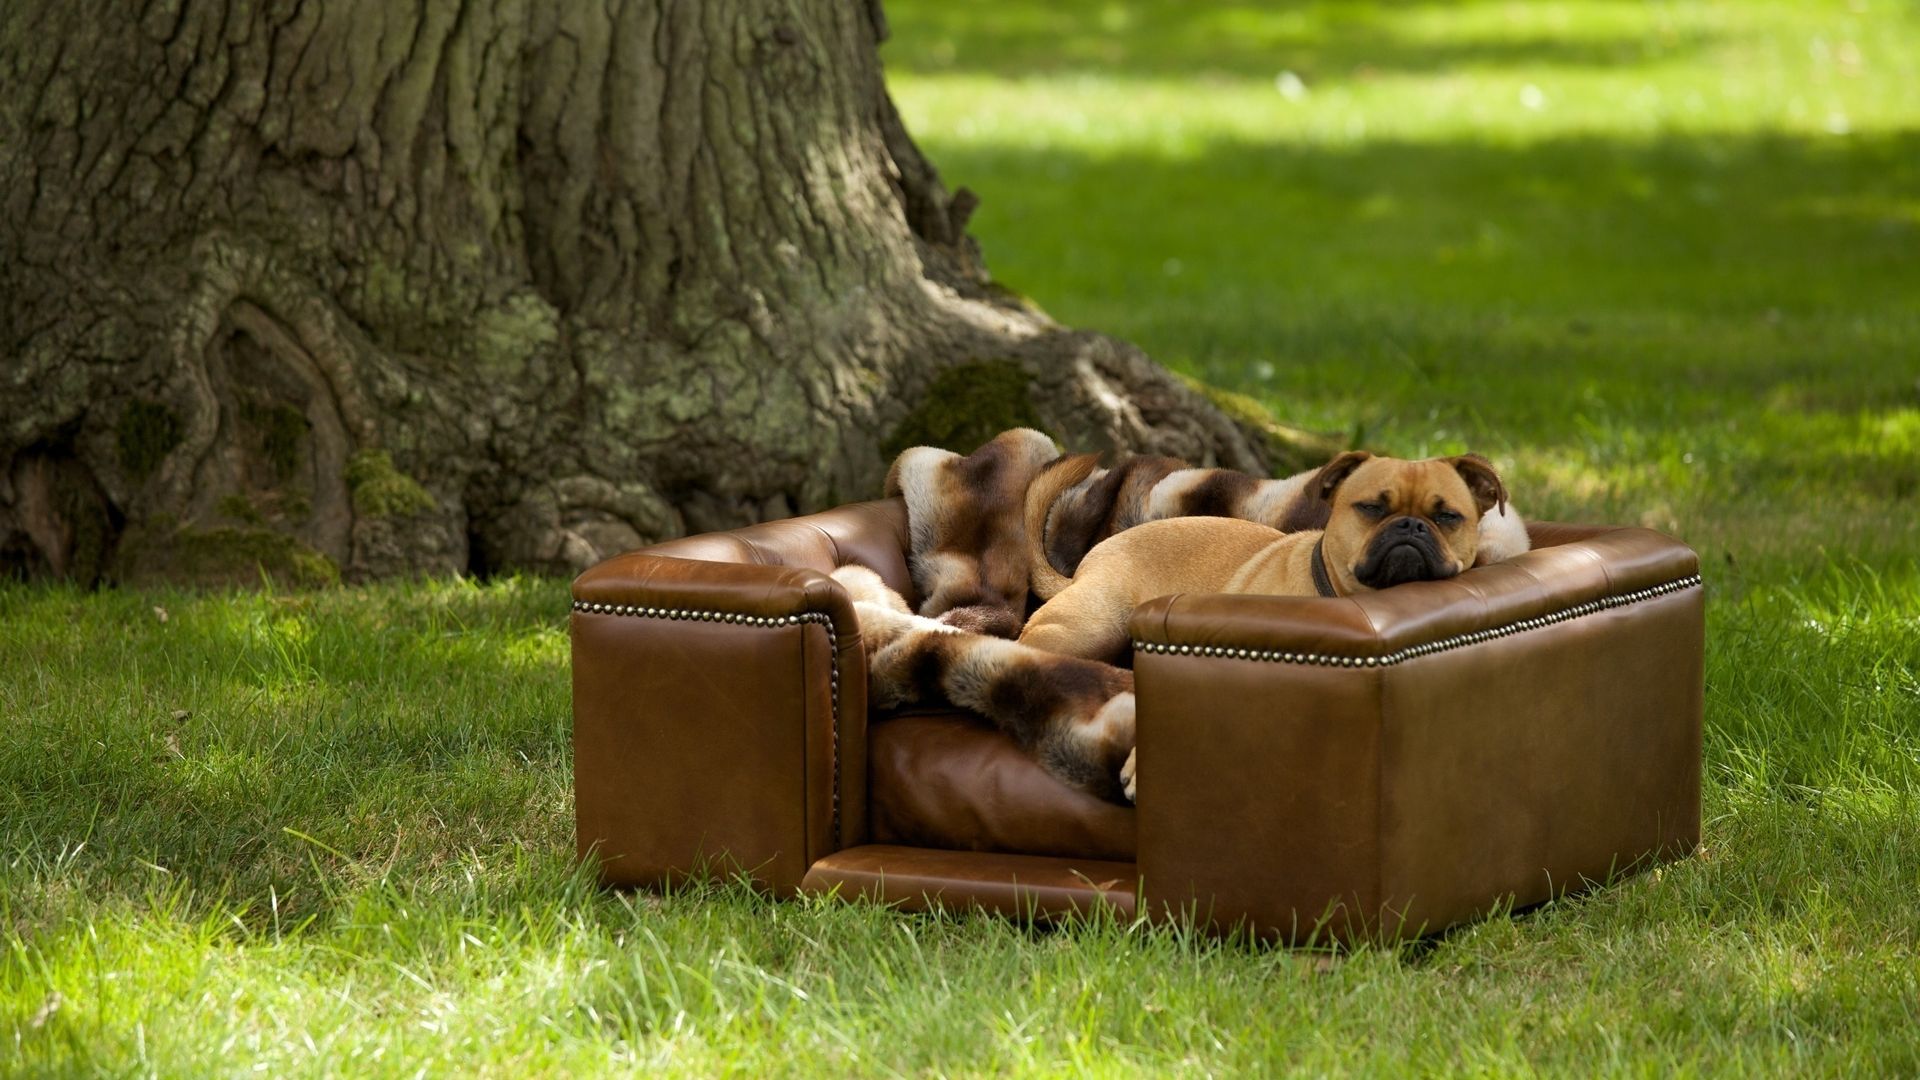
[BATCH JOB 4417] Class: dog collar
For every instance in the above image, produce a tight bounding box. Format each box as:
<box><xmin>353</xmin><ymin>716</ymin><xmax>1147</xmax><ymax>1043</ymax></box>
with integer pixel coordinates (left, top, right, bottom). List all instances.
<box><xmin>1310</xmin><ymin>538</ymin><xmax>1339</xmax><ymax>598</ymax></box>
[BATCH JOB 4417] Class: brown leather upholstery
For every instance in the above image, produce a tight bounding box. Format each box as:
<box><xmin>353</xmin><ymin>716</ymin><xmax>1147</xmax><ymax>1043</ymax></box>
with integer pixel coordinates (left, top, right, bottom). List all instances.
<box><xmin>868</xmin><ymin>708</ymin><xmax>1136</xmax><ymax>862</ymax></box>
<box><xmin>636</xmin><ymin>498</ymin><xmax>915</xmax><ymax>604</ymax></box>
<box><xmin>802</xmin><ymin>845</ymin><xmax>1137</xmax><ymax>921</ymax></box>
<box><xmin>574</xmin><ymin>503</ymin><xmax>1705</xmax><ymax>943</ymax></box>
<box><xmin>1128</xmin><ymin>522</ymin><xmax>1703</xmax><ymax>941</ymax></box>
<box><xmin>1127</xmin><ymin>527</ymin><xmax>1695</xmax><ymax>663</ymax></box>
<box><xmin>571</xmin><ymin>499</ymin><xmax>909</xmax><ymax>892</ymax></box>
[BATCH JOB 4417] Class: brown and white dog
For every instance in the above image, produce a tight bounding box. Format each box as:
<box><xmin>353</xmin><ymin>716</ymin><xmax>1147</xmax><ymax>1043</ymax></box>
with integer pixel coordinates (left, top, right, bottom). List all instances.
<box><xmin>1026</xmin><ymin>451</ymin><xmax>1529</xmax><ymax>600</ymax></box>
<box><xmin>885</xmin><ymin>428</ymin><xmax>1060</xmax><ymax>638</ymax></box>
<box><xmin>1018</xmin><ymin>451</ymin><xmax>1509</xmax><ymax>664</ymax></box>
<box><xmin>832</xmin><ymin>565</ymin><xmax>1137</xmax><ymax>802</ymax></box>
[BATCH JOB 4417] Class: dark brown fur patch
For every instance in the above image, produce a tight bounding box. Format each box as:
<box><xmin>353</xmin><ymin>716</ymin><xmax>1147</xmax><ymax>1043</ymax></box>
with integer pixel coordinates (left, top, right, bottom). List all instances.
<box><xmin>981</xmin><ymin>654</ymin><xmax>1131</xmax><ymax>744</ymax></box>
<box><xmin>1041</xmin><ymin>454</ymin><xmax>1184</xmax><ymax>576</ymax></box>
<box><xmin>1273</xmin><ymin>495</ymin><xmax>1332</xmax><ymax>534</ymax></box>
<box><xmin>1046</xmin><ymin>463</ymin><xmax>1129</xmax><ymax>576</ymax></box>
<box><xmin>1039</xmin><ymin>739</ymin><xmax>1122</xmax><ymax>801</ymax></box>
<box><xmin>1174</xmin><ymin>469</ymin><xmax>1260</xmax><ymax>519</ymax></box>
<box><xmin>900</xmin><ymin>635</ymin><xmax>955</xmax><ymax>702</ymax></box>
<box><xmin>937</xmin><ymin>604</ymin><xmax>1022</xmax><ymax>638</ymax></box>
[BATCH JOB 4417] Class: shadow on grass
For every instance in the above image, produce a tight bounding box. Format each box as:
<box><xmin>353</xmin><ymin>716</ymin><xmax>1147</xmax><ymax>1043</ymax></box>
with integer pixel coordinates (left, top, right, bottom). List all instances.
<box><xmin>883</xmin><ymin>0</ymin><xmax>1719</xmax><ymax>81</ymax></box>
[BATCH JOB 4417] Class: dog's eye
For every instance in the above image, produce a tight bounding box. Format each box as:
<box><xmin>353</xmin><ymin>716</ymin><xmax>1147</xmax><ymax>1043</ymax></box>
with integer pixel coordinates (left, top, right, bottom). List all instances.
<box><xmin>1434</xmin><ymin>509</ymin><xmax>1465</xmax><ymax>527</ymax></box>
<box><xmin>1353</xmin><ymin>501</ymin><xmax>1389</xmax><ymax>519</ymax></box>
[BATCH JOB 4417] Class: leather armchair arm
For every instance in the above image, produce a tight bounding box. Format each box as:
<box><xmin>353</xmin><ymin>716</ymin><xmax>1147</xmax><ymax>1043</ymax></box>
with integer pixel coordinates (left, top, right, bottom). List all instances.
<box><xmin>574</xmin><ymin>551</ymin><xmax>860</xmax><ymax>631</ymax></box>
<box><xmin>1126</xmin><ymin>525</ymin><xmax>1704</xmax><ymax>943</ymax></box>
<box><xmin>1128</xmin><ymin>525</ymin><xmax>1699</xmax><ymax>664</ymax></box>
<box><xmin>571</xmin><ymin>501</ymin><xmax>911</xmax><ymax>894</ymax></box>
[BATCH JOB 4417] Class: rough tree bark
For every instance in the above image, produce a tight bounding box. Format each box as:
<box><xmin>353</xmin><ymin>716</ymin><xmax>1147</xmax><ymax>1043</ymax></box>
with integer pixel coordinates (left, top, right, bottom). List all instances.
<box><xmin>1</xmin><ymin>0</ymin><xmax>1314</xmax><ymax>586</ymax></box>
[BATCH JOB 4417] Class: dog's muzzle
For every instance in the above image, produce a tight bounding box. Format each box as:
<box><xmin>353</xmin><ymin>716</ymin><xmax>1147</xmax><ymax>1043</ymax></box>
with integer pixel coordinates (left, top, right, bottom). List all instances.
<box><xmin>1354</xmin><ymin>516</ymin><xmax>1456</xmax><ymax>589</ymax></box>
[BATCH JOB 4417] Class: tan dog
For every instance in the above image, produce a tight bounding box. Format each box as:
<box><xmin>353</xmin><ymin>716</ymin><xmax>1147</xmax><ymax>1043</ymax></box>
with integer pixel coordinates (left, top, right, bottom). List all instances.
<box><xmin>1018</xmin><ymin>451</ymin><xmax>1509</xmax><ymax>664</ymax></box>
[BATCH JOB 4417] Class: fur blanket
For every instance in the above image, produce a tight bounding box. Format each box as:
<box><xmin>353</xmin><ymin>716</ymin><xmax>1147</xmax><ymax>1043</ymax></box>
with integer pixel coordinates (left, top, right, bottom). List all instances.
<box><xmin>888</xmin><ymin>428</ymin><xmax>1531</xmax><ymax>612</ymax></box>
<box><xmin>861</xmin><ymin>428</ymin><xmax>1531</xmax><ymax>802</ymax></box>
<box><xmin>884</xmin><ymin>428</ymin><xmax>1059</xmax><ymax>638</ymax></box>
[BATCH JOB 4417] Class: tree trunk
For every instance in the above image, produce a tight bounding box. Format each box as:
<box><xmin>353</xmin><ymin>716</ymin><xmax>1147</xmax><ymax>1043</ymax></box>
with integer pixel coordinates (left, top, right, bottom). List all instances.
<box><xmin>1</xmin><ymin>0</ymin><xmax>1311</xmax><ymax>586</ymax></box>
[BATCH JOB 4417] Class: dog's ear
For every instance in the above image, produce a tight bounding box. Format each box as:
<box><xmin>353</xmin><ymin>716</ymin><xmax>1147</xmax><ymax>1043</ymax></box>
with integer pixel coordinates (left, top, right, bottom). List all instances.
<box><xmin>1313</xmin><ymin>451</ymin><xmax>1373</xmax><ymax>503</ymax></box>
<box><xmin>1448</xmin><ymin>454</ymin><xmax>1508</xmax><ymax>516</ymax></box>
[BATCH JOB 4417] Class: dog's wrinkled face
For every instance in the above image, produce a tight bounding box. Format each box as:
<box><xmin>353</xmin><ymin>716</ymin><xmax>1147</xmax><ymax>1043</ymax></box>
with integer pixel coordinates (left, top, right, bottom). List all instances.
<box><xmin>1311</xmin><ymin>451</ymin><xmax>1508</xmax><ymax>593</ymax></box>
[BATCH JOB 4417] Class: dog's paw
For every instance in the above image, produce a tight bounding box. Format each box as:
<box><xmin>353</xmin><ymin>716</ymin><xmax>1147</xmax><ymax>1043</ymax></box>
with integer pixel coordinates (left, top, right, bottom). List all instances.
<box><xmin>1120</xmin><ymin>748</ymin><xmax>1137</xmax><ymax>804</ymax></box>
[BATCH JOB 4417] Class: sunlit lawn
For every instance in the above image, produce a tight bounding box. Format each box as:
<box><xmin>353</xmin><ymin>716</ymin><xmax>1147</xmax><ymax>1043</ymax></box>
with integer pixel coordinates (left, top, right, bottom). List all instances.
<box><xmin>6</xmin><ymin>1</ymin><xmax>1919</xmax><ymax>1074</ymax></box>
<box><xmin>893</xmin><ymin>0</ymin><xmax>1920</xmax><ymax>562</ymax></box>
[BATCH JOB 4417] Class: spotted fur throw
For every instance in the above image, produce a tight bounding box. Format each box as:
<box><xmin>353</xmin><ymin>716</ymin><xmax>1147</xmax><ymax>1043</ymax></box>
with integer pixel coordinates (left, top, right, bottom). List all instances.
<box><xmin>884</xmin><ymin>427</ymin><xmax>1060</xmax><ymax>638</ymax></box>
<box><xmin>863</xmin><ymin>429</ymin><xmax>1526</xmax><ymax>802</ymax></box>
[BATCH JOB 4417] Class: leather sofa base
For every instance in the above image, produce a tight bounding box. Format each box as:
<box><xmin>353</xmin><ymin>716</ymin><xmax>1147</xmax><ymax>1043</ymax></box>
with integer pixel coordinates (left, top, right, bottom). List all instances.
<box><xmin>800</xmin><ymin>845</ymin><xmax>1138</xmax><ymax>921</ymax></box>
<box><xmin>574</xmin><ymin>501</ymin><xmax>1704</xmax><ymax>944</ymax></box>
<box><xmin>799</xmin><ymin>844</ymin><xmax>1686</xmax><ymax>939</ymax></box>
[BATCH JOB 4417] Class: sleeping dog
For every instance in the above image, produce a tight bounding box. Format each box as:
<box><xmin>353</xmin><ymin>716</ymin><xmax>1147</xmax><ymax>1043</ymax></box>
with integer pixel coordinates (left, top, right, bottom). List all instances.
<box><xmin>1017</xmin><ymin>451</ymin><xmax>1510</xmax><ymax>663</ymax></box>
<box><xmin>859</xmin><ymin>437</ymin><xmax>1515</xmax><ymax>802</ymax></box>
<box><xmin>1017</xmin><ymin>450</ymin><xmax>1509</xmax><ymax>800</ymax></box>
<box><xmin>1025</xmin><ymin>450</ymin><xmax>1529</xmax><ymax>600</ymax></box>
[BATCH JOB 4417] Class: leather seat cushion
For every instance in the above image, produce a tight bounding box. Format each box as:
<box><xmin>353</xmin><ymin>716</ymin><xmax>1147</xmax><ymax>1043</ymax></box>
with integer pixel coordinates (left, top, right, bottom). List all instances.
<box><xmin>867</xmin><ymin>708</ymin><xmax>1136</xmax><ymax>861</ymax></box>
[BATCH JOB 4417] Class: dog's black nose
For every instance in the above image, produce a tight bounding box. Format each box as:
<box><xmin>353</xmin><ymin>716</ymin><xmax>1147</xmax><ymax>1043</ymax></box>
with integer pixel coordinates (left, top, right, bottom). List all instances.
<box><xmin>1391</xmin><ymin>516</ymin><xmax>1430</xmax><ymax>536</ymax></box>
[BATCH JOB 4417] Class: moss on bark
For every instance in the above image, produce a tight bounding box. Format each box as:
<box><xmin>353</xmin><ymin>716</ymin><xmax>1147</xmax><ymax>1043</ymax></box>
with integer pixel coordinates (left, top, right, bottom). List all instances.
<box><xmin>115</xmin><ymin>403</ymin><xmax>182</xmax><ymax>482</ymax></box>
<box><xmin>345</xmin><ymin>451</ymin><xmax>435</xmax><ymax>519</ymax></box>
<box><xmin>245</xmin><ymin>403</ymin><xmax>309</xmax><ymax>483</ymax></box>
<box><xmin>884</xmin><ymin>361</ymin><xmax>1047</xmax><ymax>457</ymax></box>
<box><xmin>118</xmin><ymin>524</ymin><xmax>339</xmax><ymax>588</ymax></box>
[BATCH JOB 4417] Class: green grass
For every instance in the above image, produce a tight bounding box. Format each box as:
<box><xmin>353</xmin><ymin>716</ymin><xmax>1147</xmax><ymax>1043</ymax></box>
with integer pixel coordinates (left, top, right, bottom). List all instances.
<box><xmin>6</xmin><ymin>0</ymin><xmax>1920</xmax><ymax>1074</ymax></box>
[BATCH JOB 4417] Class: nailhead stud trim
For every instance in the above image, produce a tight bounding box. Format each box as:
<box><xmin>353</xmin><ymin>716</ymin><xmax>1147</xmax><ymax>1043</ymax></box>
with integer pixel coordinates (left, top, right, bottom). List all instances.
<box><xmin>572</xmin><ymin>602</ymin><xmax>843</xmax><ymax>844</ymax></box>
<box><xmin>1131</xmin><ymin>574</ymin><xmax>1701</xmax><ymax>668</ymax></box>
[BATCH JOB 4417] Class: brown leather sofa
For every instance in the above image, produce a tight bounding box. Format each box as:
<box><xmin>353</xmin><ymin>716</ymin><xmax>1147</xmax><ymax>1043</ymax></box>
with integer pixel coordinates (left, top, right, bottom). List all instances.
<box><xmin>572</xmin><ymin>498</ymin><xmax>1703</xmax><ymax>943</ymax></box>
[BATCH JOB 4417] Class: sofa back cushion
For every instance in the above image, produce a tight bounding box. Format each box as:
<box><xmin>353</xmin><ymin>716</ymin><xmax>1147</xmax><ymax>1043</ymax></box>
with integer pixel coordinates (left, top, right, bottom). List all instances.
<box><xmin>642</xmin><ymin>497</ymin><xmax>917</xmax><ymax>604</ymax></box>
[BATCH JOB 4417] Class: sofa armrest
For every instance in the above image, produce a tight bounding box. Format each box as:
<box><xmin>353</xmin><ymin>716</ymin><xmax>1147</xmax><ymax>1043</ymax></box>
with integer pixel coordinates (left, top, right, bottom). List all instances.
<box><xmin>571</xmin><ymin>552</ymin><xmax>867</xmax><ymax>894</ymax></box>
<box><xmin>1129</xmin><ymin>525</ymin><xmax>1699</xmax><ymax>664</ymax></box>
<box><xmin>1127</xmin><ymin>526</ymin><xmax>1704</xmax><ymax>943</ymax></box>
